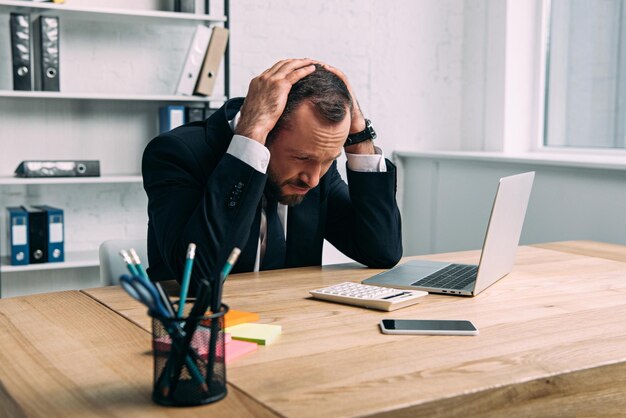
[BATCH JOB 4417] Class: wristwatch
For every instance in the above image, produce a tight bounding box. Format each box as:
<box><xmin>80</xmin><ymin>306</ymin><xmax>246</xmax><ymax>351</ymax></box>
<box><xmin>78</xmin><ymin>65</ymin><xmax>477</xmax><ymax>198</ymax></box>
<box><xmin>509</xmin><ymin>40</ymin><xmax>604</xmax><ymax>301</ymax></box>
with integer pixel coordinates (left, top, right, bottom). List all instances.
<box><xmin>344</xmin><ymin>119</ymin><xmax>377</xmax><ymax>147</ymax></box>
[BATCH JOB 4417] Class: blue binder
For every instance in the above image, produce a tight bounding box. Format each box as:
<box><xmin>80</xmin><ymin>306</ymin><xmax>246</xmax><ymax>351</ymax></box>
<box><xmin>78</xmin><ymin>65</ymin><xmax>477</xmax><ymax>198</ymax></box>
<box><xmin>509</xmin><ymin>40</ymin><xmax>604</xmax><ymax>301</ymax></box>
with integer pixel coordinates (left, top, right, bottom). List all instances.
<box><xmin>7</xmin><ymin>207</ymin><xmax>29</xmax><ymax>265</ymax></box>
<box><xmin>34</xmin><ymin>205</ymin><xmax>64</xmax><ymax>263</ymax></box>
<box><xmin>159</xmin><ymin>105</ymin><xmax>186</xmax><ymax>133</ymax></box>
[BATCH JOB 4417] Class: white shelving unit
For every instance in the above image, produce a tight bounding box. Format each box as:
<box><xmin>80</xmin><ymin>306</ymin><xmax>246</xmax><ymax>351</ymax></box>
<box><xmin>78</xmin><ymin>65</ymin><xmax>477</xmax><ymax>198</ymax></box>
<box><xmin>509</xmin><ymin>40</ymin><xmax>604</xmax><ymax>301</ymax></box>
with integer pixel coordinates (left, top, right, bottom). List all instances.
<box><xmin>0</xmin><ymin>90</ymin><xmax>227</xmax><ymax>102</ymax></box>
<box><xmin>0</xmin><ymin>0</ymin><xmax>227</xmax><ymax>24</ymax></box>
<box><xmin>0</xmin><ymin>175</ymin><xmax>143</xmax><ymax>185</ymax></box>
<box><xmin>1</xmin><ymin>250</ymin><xmax>98</xmax><ymax>273</ymax></box>
<box><xmin>0</xmin><ymin>0</ymin><xmax>229</xmax><ymax>297</ymax></box>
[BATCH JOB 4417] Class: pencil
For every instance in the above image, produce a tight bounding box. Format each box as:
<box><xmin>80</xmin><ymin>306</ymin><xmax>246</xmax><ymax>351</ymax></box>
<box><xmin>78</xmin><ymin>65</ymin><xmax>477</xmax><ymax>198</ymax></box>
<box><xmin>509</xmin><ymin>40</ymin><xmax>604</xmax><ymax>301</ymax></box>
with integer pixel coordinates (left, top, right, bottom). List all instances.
<box><xmin>177</xmin><ymin>243</ymin><xmax>196</xmax><ymax>318</ymax></box>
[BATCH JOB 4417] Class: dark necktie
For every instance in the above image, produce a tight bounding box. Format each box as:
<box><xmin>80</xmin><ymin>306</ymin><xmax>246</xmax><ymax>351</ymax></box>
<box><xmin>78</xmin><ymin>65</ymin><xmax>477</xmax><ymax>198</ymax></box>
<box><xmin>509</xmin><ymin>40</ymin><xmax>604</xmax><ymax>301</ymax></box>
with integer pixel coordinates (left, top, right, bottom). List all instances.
<box><xmin>261</xmin><ymin>196</ymin><xmax>286</xmax><ymax>270</ymax></box>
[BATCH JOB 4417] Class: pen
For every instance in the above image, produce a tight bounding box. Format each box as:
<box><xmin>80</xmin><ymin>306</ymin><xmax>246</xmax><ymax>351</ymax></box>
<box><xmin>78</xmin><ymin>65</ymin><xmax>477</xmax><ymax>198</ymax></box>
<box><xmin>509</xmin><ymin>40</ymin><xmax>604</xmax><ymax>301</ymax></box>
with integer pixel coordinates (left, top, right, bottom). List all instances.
<box><xmin>119</xmin><ymin>274</ymin><xmax>207</xmax><ymax>394</ymax></box>
<box><xmin>119</xmin><ymin>250</ymin><xmax>139</xmax><ymax>277</ymax></box>
<box><xmin>177</xmin><ymin>243</ymin><xmax>196</xmax><ymax>318</ymax></box>
<box><xmin>167</xmin><ymin>278</ymin><xmax>212</xmax><ymax>398</ymax></box>
<box><xmin>127</xmin><ymin>248</ymin><xmax>174</xmax><ymax>317</ymax></box>
<box><xmin>155</xmin><ymin>282</ymin><xmax>175</xmax><ymax>318</ymax></box>
<box><xmin>212</xmin><ymin>247</ymin><xmax>241</xmax><ymax>312</ymax></box>
<box><xmin>206</xmin><ymin>247</ymin><xmax>241</xmax><ymax>388</ymax></box>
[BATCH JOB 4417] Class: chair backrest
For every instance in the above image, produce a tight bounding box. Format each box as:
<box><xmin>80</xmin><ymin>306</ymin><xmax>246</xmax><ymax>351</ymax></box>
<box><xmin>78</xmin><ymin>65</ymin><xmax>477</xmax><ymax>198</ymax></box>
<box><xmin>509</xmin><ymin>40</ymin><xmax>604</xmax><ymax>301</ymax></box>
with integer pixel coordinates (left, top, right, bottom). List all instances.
<box><xmin>99</xmin><ymin>238</ymin><xmax>148</xmax><ymax>286</ymax></box>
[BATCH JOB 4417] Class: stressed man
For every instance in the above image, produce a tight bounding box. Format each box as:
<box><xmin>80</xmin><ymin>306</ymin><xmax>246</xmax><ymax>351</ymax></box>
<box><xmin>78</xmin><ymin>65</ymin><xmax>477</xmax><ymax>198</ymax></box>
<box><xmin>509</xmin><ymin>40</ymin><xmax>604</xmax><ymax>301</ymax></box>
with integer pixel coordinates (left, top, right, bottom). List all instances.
<box><xmin>142</xmin><ymin>59</ymin><xmax>402</xmax><ymax>288</ymax></box>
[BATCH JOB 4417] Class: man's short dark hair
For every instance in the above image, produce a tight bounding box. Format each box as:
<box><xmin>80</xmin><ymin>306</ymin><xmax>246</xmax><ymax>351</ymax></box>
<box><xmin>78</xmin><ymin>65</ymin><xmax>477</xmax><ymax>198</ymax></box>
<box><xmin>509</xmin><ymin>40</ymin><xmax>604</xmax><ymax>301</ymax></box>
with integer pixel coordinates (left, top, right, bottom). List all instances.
<box><xmin>268</xmin><ymin>64</ymin><xmax>353</xmax><ymax>143</ymax></box>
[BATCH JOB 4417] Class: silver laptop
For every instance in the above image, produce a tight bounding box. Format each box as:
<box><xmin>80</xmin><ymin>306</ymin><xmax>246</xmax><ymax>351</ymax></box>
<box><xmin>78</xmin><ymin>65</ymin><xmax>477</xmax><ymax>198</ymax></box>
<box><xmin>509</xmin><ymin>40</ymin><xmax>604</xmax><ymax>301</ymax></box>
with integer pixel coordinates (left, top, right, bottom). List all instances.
<box><xmin>362</xmin><ymin>172</ymin><xmax>535</xmax><ymax>296</ymax></box>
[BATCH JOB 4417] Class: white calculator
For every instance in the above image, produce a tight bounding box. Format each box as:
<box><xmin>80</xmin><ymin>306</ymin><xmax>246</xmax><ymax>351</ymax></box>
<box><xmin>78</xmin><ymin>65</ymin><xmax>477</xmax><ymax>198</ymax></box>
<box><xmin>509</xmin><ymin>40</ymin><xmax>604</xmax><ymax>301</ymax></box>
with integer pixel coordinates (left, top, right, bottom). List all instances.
<box><xmin>309</xmin><ymin>282</ymin><xmax>428</xmax><ymax>311</ymax></box>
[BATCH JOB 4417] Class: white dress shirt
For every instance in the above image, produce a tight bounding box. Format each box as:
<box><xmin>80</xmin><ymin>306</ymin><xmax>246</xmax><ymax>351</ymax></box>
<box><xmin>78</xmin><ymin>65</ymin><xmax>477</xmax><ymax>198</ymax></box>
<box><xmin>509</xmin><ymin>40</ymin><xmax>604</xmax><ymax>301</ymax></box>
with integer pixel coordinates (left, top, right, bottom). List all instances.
<box><xmin>227</xmin><ymin>112</ymin><xmax>386</xmax><ymax>271</ymax></box>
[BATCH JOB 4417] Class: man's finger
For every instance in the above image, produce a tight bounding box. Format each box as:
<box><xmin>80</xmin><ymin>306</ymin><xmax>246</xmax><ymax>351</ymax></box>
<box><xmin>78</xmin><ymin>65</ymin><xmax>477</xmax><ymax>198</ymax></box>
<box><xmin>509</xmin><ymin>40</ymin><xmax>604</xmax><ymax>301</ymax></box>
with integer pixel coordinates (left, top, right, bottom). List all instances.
<box><xmin>272</xmin><ymin>58</ymin><xmax>317</xmax><ymax>77</ymax></box>
<box><xmin>322</xmin><ymin>63</ymin><xmax>346</xmax><ymax>81</ymax></box>
<box><xmin>284</xmin><ymin>64</ymin><xmax>316</xmax><ymax>85</ymax></box>
<box><xmin>259</xmin><ymin>59</ymin><xmax>291</xmax><ymax>77</ymax></box>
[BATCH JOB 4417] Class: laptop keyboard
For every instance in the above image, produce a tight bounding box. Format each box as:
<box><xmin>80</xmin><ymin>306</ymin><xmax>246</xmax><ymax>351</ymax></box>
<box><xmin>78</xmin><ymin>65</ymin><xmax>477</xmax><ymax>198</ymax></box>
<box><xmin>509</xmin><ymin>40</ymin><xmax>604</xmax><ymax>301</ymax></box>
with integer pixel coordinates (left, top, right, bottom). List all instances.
<box><xmin>411</xmin><ymin>264</ymin><xmax>478</xmax><ymax>290</ymax></box>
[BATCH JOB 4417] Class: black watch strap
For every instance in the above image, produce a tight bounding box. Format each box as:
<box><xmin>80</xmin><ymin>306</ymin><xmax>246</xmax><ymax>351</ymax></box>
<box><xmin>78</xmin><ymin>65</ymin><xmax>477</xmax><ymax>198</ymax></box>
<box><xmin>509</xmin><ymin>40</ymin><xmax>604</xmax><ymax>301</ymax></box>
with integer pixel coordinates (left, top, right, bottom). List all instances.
<box><xmin>344</xmin><ymin>119</ymin><xmax>377</xmax><ymax>146</ymax></box>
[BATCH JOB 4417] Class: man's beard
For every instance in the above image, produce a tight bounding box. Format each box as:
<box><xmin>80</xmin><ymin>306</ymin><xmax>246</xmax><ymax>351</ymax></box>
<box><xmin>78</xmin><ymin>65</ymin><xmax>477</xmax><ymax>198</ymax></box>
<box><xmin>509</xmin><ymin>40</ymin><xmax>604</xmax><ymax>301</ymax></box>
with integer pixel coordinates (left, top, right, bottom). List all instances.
<box><xmin>266</xmin><ymin>171</ymin><xmax>310</xmax><ymax>207</ymax></box>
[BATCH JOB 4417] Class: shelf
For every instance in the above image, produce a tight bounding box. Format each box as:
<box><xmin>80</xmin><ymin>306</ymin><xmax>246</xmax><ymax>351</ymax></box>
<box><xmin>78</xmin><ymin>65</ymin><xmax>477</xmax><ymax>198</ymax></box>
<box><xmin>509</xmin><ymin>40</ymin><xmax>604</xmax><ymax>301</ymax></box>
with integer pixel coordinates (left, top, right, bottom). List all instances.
<box><xmin>0</xmin><ymin>175</ymin><xmax>142</xmax><ymax>186</ymax></box>
<box><xmin>0</xmin><ymin>0</ymin><xmax>227</xmax><ymax>24</ymax></box>
<box><xmin>1</xmin><ymin>250</ymin><xmax>99</xmax><ymax>273</ymax></box>
<box><xmin>0</xmin><ymin>91</ymin><xmax>226</xmax><ymax>102</ymax></box>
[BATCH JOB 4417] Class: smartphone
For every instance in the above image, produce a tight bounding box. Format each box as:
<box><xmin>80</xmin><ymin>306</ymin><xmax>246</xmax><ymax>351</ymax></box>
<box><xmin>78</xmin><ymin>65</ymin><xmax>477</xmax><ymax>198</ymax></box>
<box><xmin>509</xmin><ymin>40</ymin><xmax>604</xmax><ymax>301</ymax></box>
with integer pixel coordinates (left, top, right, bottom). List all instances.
<box><xmin>379</xmin><ymin>319</ymin><xmax>479</xmax><ymax>336</ymax></box>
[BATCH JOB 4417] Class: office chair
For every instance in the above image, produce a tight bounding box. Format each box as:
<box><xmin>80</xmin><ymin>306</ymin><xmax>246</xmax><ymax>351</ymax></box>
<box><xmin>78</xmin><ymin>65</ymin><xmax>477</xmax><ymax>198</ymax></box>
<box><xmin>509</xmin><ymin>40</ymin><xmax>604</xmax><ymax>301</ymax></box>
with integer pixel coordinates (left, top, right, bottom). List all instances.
<box><xmin>99</xmin><ymin>238</ymin><xmax>148</xmax><ymax>286</ymax></box>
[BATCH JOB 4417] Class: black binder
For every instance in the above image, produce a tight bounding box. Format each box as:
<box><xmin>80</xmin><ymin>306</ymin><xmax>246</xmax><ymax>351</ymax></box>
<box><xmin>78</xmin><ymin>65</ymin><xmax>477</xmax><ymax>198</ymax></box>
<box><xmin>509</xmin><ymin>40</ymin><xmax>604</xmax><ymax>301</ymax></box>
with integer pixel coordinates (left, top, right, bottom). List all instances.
<box><xmin>174</xmin><ymin>0</ymin><xmax>195</xmax><ymax>13</ymax></box>
<box><xmin>10</xmin><ymin>13</ymin><xmax>32</xmax><ymax>91</ymax></box>
<box><xmin>24</xmin><ymin>206</ymin><xmax>48</xmax><ymax>264</ymax></box>
<box><xmin>34</xmin><ymin>16</ymin><xmax>60</xmax><ymax>91</ymax></box>
<box><xmin>15</xmin><ymin>160</ymin><xmax>100</xmax><ymax>178</ymax></box>
<box><xmin>185</xmin><ymin>106</ymin><xmax>205</xmax><ymax>123</ymax></box>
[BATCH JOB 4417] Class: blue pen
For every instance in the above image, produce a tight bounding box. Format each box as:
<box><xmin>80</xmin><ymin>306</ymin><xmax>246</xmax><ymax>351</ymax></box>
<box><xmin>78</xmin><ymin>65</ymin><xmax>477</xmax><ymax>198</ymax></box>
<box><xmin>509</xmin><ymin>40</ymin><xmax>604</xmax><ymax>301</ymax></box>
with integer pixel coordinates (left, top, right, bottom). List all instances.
<box><xmin>177</xmin><ymin>243</ymin><xmax>196</xmax><ymax>318</ymax></box>
<box><xmin>119</xmin><ymin>250</ymin><xmax>139</xmax><ymax>277</ymax></box>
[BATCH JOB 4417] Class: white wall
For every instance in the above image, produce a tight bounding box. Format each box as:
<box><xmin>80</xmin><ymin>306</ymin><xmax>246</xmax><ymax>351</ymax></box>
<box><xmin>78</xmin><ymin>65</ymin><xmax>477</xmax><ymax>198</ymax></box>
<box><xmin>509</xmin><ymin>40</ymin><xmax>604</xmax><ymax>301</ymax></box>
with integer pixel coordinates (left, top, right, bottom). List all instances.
<box><xmin>397</xmin><ymin>152</ymin><xmax>626</xmax><ymax>256</ymax></box>
<box><xmin>229</xmin><ymin>0</ymin><xmax>466</xmax><ymax>263</ymax></box>
<box><xmin>396</xmin><ymin>0</ymin><xmax>626</xmax><ymax>257</ymax></box>
<box><xmin>229</xmin><ymin>0</ymin><xmax>465</xmax><ymax>153</ymax></box>
<box><xmin>0</xmin><ymin>1</ymin><xmax>468</xmax><ymax>293</ymax></box>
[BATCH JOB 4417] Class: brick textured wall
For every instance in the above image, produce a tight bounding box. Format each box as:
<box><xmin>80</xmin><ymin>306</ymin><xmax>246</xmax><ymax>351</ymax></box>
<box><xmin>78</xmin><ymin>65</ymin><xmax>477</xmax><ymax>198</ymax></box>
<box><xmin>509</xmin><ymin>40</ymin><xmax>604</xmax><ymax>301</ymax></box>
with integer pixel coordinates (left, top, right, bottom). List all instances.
<box><xmin>0</xmin><ymin>1</ymin><xmax>466</xmax><ymax>289</ymax></box>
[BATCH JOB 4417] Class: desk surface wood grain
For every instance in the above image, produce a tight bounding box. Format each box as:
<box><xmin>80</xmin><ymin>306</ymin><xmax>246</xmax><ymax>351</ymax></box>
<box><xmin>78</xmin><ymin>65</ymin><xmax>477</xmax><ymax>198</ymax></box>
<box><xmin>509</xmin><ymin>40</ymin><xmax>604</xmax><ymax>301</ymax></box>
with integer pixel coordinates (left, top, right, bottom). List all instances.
<box><xmin>0</xmin><ymin>291</ymin><xmax>277</xmax><ymax>417</ymax></box>
<box><xmin>81</xmin><ymin>242</ymin><xmax>626</xmax><ymax>417</ymax></box>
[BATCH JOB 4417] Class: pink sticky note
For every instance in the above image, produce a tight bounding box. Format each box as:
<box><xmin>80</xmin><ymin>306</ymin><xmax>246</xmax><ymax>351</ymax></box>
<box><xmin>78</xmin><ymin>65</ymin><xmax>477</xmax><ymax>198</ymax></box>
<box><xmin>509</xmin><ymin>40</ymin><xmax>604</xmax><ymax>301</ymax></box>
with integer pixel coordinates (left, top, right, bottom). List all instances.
<box><xmin>154</xmin><ymin>329</ymin><xmax>232</xmax><ymax>358</ymax></box>
<box><xmin>225</xmin><ymin>339</ymin><xmax>258</xmax><ymax>364</ymax></box>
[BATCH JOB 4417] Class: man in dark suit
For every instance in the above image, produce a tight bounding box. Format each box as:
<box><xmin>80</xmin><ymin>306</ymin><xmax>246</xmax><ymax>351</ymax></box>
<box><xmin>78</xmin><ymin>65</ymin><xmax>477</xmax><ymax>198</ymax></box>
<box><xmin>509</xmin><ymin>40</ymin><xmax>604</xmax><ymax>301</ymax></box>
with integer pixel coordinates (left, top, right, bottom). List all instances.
<box><xmin>142</xmin><ymin>59</ymin><xmax>402</xmax><ymax>288</ymax></box>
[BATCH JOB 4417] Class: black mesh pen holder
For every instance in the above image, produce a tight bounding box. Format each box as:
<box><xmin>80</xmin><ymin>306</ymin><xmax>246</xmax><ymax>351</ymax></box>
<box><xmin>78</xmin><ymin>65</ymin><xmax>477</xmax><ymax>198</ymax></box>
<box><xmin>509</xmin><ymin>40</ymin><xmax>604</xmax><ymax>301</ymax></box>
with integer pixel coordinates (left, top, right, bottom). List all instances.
<box><xmin>150</xmin><ymin>303</ymin><xmax>229</xmax><ymax>407</ymax></box>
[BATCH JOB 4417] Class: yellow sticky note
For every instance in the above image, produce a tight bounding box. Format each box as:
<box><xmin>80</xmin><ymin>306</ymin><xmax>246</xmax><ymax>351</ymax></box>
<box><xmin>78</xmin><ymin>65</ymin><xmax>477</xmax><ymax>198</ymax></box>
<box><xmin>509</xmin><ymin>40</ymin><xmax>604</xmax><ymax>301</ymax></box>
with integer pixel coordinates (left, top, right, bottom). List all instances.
<box><xmin>225</xmin><ymin>323</ymin><xmax>282</xmax><ymax>346</ymax></box>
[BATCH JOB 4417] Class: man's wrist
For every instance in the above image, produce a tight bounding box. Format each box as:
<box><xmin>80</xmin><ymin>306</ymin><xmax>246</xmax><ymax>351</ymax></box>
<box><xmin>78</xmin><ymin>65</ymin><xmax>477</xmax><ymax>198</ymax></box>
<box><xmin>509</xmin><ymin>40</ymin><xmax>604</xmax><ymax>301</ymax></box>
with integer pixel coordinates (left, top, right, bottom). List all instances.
<box><xmin>345</xmin><ymin>139</ymin><xmax>375</xmax><ymax>155</ymax></box>
<box><xmin>345</xmin><ymin>118</ymin><xmax>377</xmax><ymax>147</ymax></box>
<box><xmin>234</xmin><ymin>124</ymin><xmax>268</xmax><ymax>145</ymax></box>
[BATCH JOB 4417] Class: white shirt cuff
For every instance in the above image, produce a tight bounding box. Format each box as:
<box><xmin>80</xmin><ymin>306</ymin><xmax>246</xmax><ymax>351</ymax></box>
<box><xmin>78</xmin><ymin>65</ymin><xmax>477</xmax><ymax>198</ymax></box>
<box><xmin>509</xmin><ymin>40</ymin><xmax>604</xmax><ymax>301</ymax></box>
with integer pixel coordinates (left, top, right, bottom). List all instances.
<box><xmin>345</xmin><ymin>146</ymin><xmax>387</xmax><ymax>172</ymax></box>
<box><xmin>226</xmin><ymin>135</ymin><xmax>270</xmax><ymax>174</ymax></box>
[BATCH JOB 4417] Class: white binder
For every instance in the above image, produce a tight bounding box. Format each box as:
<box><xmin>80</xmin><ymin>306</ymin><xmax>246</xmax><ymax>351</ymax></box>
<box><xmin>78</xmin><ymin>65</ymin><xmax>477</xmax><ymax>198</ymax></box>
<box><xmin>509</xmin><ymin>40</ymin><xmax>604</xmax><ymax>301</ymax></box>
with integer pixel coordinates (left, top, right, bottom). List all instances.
<box><xmin>175</xmin><ymin>25</ymin><xmax>212</xmax><ymax>96</ymax></box>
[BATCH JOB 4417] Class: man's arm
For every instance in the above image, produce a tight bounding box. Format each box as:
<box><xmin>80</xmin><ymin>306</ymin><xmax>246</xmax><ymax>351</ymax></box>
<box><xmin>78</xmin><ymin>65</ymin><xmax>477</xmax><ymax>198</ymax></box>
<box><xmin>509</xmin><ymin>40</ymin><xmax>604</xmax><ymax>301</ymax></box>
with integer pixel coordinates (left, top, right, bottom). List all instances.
<box><xmin>142</xmin><ymin>132</ymin><xmax>266</xmax><ymax>288</ymax></box>
<box><xmin>143</xmin><ymin>59</ymin><xmax>319</xmax><ymax>286</ymax></box>
<box><xmin>324</xmin><ymin>159</ymin><xmax>402</xmax><ymax>269</ymax></box>
<box><xmin>320</xmin><ymin>63</ymin><xmax>402</xmax><ymax>267</ymax></box>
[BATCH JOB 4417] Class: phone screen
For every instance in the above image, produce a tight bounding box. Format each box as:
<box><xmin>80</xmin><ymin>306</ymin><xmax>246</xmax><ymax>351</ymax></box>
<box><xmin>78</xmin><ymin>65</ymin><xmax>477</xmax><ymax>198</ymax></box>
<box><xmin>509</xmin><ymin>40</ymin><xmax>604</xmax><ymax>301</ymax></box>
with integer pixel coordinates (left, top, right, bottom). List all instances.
<box><xmin>381</xmin><ymin>319</ymin><xmax>477</xmax><ymax>332</ymax></box>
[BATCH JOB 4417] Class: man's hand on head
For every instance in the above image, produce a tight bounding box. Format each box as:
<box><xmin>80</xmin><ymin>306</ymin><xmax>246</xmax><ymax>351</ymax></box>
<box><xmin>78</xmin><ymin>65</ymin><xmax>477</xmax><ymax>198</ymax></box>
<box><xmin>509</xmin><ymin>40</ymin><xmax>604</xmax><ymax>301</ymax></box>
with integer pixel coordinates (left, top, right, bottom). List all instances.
<box><xmin>235</xmin><ymin>58</ymin><xmax>317</xmax><ymax>145</ymax></box>
<box><xmin>320</xmin><ymin>63</ymin><xmax>367</xmax><ymax>137</ymax></box>
<box><xmin>319</xmin><ymin>63</ymin><xmax>375</xmax><ymax>156</ymax></box>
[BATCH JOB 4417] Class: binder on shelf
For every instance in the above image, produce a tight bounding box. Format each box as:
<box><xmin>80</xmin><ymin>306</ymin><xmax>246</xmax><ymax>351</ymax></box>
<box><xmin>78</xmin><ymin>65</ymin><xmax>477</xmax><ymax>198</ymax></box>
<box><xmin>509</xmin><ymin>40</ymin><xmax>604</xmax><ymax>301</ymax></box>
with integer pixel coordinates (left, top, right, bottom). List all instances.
<box><xmin>10</xmin><ymin>13</ymin><xmax>32</xmax><ymax>91</ymax></box>
<box><xmin>24</xmin><ymin>206</ymin><xmax>48</xmax><ymax>264</ymax></box>
<box><xmin>33</xmin><ymin>16</ymin><xmax>61</xmax><ymax>92</ymax></box>
<box><xmin>175</xmin><ymin>25</ymin><xmax>212</xmax><ymax>96</ymax></box>
<box><xmin>15</xmin><ymin>160</ymin><xmax>100</xmax><ymax>178</ymax></box>
<box><xmin>174</xmin><ymin>0</ymin><xmax>195</xmax><ymax>13</ymax></box>
<box><xmin>159</xmin><ymin>105</ymin><xmax>186</xmax><ymax>133</ymax></box>
<box><xmin>205</xmin><ymin>108</ymin><xmax>217</xmax><ymax>119</ymax></box>
<box><xmin>185</xmin><ymin>106</ymin><xmax>205</xmax><ymax>123</ymax></box>
<box><xmin>34</xmin><ymin>205</ymin><xmax>64</xmax><ymax>263</ymax></box>
<box><xmin>194</xmin><ymin>27</ymin><xmax>229</xmax><ymax>97</ymax></box>
<box><xmin>7</xmin><ymin>207</ymin><xmax>29</xmax><ymax>266</ymax></box>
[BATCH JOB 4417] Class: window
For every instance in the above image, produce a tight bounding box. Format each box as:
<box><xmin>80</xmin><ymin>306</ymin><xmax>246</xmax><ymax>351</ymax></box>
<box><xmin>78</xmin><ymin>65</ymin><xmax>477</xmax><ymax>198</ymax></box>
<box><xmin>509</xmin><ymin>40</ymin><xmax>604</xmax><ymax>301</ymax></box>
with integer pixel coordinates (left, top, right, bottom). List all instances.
<box><xmin>544</xmin><ymin>0</ymin><xmax>626</xmax><ymax>149</ymax></box>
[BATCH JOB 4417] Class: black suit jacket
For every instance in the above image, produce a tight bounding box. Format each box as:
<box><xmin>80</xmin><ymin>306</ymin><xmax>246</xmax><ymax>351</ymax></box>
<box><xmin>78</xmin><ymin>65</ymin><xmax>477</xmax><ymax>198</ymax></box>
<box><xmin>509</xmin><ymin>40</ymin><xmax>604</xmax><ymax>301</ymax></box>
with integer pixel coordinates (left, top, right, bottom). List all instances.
<box><xmin>142</xmin><ymin>98</ymin><xmax>402</xmax><ymax>288</ymax></box>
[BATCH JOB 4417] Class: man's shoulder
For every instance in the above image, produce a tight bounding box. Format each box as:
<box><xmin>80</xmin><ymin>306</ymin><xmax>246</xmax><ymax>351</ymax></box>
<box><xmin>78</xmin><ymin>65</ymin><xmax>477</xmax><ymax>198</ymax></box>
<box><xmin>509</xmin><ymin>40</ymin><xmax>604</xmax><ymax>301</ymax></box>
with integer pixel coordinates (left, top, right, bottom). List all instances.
<box><xmin>145</xmin><ymin>97</ymin><xmax>244</xmax><ymax>160</ymax></box>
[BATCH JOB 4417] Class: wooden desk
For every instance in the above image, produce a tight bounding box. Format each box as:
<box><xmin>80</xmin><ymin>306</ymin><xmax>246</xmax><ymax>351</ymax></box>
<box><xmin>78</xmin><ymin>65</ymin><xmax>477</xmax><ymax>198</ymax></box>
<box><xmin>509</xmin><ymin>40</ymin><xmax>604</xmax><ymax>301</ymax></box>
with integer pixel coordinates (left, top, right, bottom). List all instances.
<box><xmin>2</xmin><ymin>242</ymin><xmax>626</xmax><ymax>417</ymax></box>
